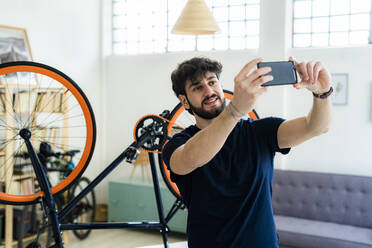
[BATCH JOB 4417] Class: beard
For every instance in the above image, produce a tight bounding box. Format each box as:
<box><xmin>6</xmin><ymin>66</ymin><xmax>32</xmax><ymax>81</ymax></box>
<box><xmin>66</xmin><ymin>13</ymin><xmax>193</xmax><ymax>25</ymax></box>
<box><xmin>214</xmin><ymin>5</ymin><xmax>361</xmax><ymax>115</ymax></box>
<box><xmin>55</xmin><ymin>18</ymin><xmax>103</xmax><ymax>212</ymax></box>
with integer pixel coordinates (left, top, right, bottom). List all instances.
<box><xmin>188</xmin><ymin>95</ymin><xmax>226</xmax><ymax>120</ymax></box>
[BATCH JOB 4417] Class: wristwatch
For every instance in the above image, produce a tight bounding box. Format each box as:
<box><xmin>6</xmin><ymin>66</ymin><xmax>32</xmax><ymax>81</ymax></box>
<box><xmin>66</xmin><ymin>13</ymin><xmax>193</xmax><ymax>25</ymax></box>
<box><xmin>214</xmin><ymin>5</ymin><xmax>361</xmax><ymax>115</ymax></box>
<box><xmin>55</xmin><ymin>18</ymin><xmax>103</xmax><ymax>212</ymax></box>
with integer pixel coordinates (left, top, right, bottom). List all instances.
<box><xmin>312</xmin><ymin>87</ymin><xmax>333</xmax><ymax>99</ymax></box>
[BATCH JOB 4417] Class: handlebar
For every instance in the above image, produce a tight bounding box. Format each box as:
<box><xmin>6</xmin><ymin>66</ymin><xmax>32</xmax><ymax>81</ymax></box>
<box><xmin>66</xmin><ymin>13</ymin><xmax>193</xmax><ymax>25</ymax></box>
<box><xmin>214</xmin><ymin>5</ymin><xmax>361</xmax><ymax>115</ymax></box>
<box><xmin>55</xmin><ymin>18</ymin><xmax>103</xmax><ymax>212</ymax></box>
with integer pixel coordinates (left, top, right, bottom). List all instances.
<box><xmin>54</xmin><ymin>150</ymin><xmax>80</xmax><ymax>158</ymax></box>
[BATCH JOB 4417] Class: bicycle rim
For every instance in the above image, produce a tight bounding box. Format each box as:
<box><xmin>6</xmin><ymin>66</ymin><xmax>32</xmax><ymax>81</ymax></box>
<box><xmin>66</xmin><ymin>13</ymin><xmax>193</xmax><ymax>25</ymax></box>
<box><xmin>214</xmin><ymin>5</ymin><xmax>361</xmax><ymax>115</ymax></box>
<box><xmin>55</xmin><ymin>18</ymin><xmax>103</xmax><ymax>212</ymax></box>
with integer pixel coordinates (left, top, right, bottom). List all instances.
<box><xmin>158</xmin><ymin>90</ymin><xmax>259</xmax><ymax>200</ymax></box>
<box><xmin>69</xmin><ymin>177</ymin><xmax>96</xmax><ymax>240</ymax></box>
<box><xmin>0</xmin><ymin>61</ymin><xmax>96</xmax><ymax>204</ymax></box>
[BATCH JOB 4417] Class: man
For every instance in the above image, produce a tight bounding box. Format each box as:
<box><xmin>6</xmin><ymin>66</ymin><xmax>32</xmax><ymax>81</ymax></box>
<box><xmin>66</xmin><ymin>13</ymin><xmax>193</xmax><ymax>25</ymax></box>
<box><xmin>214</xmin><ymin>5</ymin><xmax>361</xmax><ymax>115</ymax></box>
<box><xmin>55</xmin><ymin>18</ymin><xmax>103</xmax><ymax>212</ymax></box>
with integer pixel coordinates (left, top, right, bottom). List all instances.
<box><xmin>162</xmin><ymin>57</ymin><xmax>332</xmax><ymax>247</ymax></box>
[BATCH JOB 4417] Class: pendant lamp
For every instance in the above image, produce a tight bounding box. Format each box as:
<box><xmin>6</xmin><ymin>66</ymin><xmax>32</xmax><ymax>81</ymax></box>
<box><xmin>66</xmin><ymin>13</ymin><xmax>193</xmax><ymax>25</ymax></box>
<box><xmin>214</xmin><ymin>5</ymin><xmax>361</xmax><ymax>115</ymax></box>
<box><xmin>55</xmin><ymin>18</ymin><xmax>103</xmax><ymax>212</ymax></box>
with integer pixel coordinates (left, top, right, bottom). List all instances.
<box><xmin>171</xmin><ymin>0</ymin><xmax>220</xmax><ymax>35</ymax></box>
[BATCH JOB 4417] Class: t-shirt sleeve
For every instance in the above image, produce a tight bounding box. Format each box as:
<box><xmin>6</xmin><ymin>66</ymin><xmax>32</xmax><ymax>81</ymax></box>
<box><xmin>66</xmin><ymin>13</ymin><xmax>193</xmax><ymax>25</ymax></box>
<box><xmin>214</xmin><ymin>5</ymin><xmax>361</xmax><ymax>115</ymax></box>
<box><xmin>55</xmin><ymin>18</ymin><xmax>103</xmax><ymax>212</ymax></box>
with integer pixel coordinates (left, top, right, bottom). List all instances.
<box><xmin>161</xmin><ymin>133</ymin><xmax>189</xmax><ymax>182</ymax></box>
<box><xmin>251</xmin><ymin>117</ymin><xmax>291</xmax><ymax>155</ymax></box>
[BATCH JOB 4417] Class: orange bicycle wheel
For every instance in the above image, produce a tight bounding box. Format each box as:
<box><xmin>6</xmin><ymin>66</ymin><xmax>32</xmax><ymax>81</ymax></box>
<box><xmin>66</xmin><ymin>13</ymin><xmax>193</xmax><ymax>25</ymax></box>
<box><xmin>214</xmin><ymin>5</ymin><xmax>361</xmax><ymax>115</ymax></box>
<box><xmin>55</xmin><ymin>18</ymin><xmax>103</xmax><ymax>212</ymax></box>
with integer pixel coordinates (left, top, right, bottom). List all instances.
<box><xmin>0</xmin><ymin>61</ymin><xmax>96</xmax><ymax>204</ymax></box>
<box><xmin>158</xmin><ymin>90</ymin><xmax>259</xmax><ymax>200</ymax></box>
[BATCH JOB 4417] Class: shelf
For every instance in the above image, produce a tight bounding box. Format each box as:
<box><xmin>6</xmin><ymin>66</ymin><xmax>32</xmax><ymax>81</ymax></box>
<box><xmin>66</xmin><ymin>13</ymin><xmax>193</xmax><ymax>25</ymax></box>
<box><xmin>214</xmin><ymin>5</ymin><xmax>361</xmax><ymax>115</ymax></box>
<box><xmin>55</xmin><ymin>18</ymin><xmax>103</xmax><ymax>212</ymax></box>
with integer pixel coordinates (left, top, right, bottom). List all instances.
<box><xmin>0</xmin><ymin>174</ymin><xmax>34</xmax><ymax>182</ymax></box>
<box><xmin>0</xmin><ymin>111</ymin><xmax>64</xmax><ymax>115</ymax></box>
<box><xmin>33</xmin><ymin>110</ymin><xmax>64</xmax><ymax>114</ymax></box>
<box><xmin>0</xmin><ymin>84</ymin><xmax>39</xmax><ymax>89</ymax></box>
<box><xmin>0</xmin><ymin>84</ymin><xmax>64</xmax><ymax>90</ymax></box>
<box><xmin>0</xmin><ymin>80</ymin><xmax>70</xmax><ymax>248</ymax></box>
<box><xmin>18</xmin><ymin>111</ymin><xmax>62</xmax><ymax>114</ymax></box>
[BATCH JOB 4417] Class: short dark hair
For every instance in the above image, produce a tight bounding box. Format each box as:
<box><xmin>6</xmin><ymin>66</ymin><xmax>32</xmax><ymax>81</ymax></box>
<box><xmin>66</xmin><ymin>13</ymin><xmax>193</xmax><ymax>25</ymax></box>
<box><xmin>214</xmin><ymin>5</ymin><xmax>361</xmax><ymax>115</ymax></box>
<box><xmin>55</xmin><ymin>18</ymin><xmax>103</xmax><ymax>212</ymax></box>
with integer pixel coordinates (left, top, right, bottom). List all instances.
<box><xmin>171</xmin><ymin>57</ymin><xmax>223</xmax><ymax>98</ymax></box>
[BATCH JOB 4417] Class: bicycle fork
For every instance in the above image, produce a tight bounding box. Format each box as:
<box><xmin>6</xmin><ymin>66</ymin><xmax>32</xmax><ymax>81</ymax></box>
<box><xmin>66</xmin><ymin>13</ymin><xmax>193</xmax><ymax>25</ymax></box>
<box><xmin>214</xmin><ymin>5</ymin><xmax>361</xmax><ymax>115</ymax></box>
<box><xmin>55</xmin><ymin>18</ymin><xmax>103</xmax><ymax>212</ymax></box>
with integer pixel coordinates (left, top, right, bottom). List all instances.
<box><xmin>20</xmin><ymin>129</ymin><xmax>64</xmax><ymax>248</ymax></box>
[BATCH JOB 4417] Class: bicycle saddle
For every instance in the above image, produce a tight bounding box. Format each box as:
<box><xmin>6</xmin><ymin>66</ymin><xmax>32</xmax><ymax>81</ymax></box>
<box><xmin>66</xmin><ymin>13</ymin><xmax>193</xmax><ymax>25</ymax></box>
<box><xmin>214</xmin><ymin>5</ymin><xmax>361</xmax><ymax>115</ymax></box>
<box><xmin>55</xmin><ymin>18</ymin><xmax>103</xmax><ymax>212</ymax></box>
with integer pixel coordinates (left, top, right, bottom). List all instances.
<box><xmin>39</xmin><ymin>142</ymin><xmax>54</xmax><ymax>157</ymax></box>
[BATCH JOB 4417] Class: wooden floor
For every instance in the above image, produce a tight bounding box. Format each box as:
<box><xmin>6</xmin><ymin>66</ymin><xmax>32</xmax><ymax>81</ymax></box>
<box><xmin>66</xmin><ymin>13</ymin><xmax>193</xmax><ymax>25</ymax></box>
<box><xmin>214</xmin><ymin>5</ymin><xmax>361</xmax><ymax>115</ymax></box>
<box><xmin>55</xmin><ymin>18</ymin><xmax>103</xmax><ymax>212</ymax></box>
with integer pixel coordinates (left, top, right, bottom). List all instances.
<box><xmin>66</xmin><ymin>229</ymin><xmax>187</xmax><ymax>248</ymax></box>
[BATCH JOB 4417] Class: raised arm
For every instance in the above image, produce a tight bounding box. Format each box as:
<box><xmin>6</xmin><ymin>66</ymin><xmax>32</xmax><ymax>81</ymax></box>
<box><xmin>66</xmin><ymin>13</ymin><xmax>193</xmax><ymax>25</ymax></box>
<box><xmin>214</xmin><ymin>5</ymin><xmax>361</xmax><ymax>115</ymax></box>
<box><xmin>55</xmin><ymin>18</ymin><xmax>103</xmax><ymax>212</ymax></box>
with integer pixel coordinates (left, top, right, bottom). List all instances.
<box><xmin>170</xmin><ymin>58</ymin><xmax>272</xmax><ymax>175</ymax></box>
<box><xmin>277</xmin><ymin>58</ymin><xmax>333</xmax><ymax>149</ymax></box>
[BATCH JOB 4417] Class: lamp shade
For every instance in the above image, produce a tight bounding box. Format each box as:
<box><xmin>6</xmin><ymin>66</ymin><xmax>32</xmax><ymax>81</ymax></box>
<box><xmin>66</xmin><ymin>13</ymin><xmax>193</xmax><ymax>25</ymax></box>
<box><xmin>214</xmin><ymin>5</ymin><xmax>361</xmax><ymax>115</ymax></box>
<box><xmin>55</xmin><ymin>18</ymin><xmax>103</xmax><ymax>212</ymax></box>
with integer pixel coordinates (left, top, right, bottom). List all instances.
<box><xmin>171</xmin><ymin>0</ymin><xmax>220</xmax><ymax>35</ymax></box>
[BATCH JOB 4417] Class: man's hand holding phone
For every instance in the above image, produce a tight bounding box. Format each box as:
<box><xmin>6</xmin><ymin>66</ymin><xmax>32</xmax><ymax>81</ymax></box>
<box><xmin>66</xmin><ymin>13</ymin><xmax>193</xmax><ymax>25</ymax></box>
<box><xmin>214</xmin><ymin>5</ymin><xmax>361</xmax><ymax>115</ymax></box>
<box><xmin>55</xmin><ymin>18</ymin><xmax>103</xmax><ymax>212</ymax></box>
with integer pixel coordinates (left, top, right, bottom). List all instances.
<box><xmin>256</xmin><ymin>57</ymin><xmax>332</xmax><ymax>95</ymax></box>
<box><xmin>288</xmin><ymin>57</ymin><xmax>332</xmax><ymax>95</ymax></box>
<box><xmin>231</xmin><ymin>57</ymin><xmax>332</xmax><ymax>119</ymax></box>
<box><xmin>231</xmin><ymin>58</ymin><xmax>272</xmax><ymax>116</ymax></box>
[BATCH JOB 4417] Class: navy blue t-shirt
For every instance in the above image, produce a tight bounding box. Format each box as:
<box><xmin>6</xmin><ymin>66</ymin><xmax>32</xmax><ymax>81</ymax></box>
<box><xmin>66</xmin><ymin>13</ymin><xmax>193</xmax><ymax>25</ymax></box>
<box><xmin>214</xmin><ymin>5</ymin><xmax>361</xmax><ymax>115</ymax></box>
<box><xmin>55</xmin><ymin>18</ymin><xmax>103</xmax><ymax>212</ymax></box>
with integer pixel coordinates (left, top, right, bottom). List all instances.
<box><xmin>162</xmin><ymin>117</ymin><xmax>290</xmax><ymax>248</ymax></box>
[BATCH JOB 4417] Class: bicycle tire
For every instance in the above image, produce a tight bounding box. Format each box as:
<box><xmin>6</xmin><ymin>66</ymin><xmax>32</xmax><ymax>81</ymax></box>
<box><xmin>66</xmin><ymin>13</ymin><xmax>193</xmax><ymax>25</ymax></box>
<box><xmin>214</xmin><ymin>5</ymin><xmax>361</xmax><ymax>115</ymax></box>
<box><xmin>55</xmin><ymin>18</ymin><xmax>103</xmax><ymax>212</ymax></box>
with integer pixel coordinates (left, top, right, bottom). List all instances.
<box><xmin>68</xmin><ymin>176</ymin><xmax>96</xmax><ymax>240</ymax></box>
<box><xmin>158</xmin><ymin>90</ymin><xmax>260</xmax><ymax>200</ymax></box>
<box><xmin>0</xmin><ymin>61</ymin><xmax>96</xmax><ymax>204</ymax></box>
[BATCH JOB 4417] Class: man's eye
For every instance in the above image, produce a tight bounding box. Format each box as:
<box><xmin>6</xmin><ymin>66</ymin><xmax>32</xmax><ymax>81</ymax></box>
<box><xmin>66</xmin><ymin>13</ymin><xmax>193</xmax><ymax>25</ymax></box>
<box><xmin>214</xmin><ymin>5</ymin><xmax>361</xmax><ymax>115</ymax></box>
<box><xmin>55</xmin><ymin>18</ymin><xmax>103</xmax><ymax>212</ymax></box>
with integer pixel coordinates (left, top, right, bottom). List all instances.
<box><xmin>194</xmin><ymin>86</ymin><xmax>202</xmax><ymax>91</ymax></box>
<box><xmin>210</xmin><ymin>81</ymin><xmax>217</xmax><ymax>85</ymax></box>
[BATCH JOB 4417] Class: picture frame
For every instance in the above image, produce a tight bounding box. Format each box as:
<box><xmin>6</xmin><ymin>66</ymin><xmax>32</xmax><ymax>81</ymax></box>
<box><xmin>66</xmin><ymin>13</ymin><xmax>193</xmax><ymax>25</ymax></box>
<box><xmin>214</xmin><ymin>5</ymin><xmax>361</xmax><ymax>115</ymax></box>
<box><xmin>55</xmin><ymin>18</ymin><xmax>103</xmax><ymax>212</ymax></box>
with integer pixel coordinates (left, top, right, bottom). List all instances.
<box><xmin>331</xmin><ymin>73</ymin><xmax>348</xmax><ymax>105</ymax></box>
<box><xmin>0</xmin><ymin>25</ymin><xmax>33</xmax><ymax>64</ymax></box>
<box><xmin>0</xmin><ymin>25</ymin><xmax>35</xmax><ymax>86</ymax></box>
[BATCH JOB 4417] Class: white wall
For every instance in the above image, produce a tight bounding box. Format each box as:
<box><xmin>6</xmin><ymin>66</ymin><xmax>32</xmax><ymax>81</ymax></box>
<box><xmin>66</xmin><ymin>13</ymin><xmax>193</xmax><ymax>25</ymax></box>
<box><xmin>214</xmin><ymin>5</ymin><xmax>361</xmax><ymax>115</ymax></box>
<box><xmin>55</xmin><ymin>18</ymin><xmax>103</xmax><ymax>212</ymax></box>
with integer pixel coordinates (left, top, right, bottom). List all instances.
<box><xmin>285</xmin><ymin>46</ymin><xmax>372</xmax><ymax>175</ymax></box>
<box><xmin>4</xmin><ymin>0</ymin><xmax>370</xmax><ymax>204</ymax></box>
<box><xmin>103</xmin><ymin>0</ymin><xmax>372</xmax><ymax>204</ymax></box>
<box><xmin>0</xmin><ymin>0</ymin><xmax>105</xmax><ymax>200</ymax></box>
<box><xmin>103</xmin><ymin>0</ymin><xmax>292</xmax><ymax>190</ymax></box>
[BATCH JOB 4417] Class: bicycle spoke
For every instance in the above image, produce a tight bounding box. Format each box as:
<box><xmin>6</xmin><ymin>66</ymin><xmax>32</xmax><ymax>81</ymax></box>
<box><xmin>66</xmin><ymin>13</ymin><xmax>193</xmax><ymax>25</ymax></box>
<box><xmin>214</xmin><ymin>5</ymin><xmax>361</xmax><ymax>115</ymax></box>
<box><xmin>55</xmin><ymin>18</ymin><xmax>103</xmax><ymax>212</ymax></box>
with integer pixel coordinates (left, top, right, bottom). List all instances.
<box><xmin>0</xmin><ymin>61</ymin><xmax>95</xmax><ymax>204</ymax></box>
<box><xmin>18</xmin><ymin>71</ymin><xmax>37</xmax><ymax>129</ymax></box>
<box><xmin>0</xmin><ymin>122</ymin><xmax>20</xmax><ymax>132</ymax></box>
<box><xmin>35</xmin><ymin>112</ymin><xmax>85</xmax><ymax>130</ymax></box>
<box><xmin>4</xmin><ymin>141</ymin><xmax>27</xmax><ymax>193</ymax></box>
<box><xmin>27</xmin><ymin>88</ymin><xmax>67</xmax><ymax>128</ymax></box>
<box><xmin>35</xmin><ymin>104</ymin><xmax>82</xmax><ymax>129</ymax></box>
<box><xmin>20</xmin><ymin>72</ymin><xmax>44</xmax><ymax>128</ymax></box>
<box><xmin>33</xmin><ymin>88</ymin><xmax>73</xmax><ymax>127</ymax></box>
<box><xmin>30</xmin><ymin>135</ymin><xmax>86</xmax><ymax>151</ymax></box>
<box><xmin>32</xmin><ymin>76</ymin><xmax>57</xmax><ymax>113</ymax></box>
<box><xmin>35</xmin><ymin>125</ymin><xmax>87</xmax><ymax>130</ymax></box>
<box><xmin>0</xmin><ymin>135</ymin><xmax>21</xmax><ymax>149</ymax></box>
<box><xmin>22</xmin><ymin>74</ymin><xmax>61</xmax><ymax>128</ymax></box>
<box><xmin>2</xmin><ymin>76</ymin><xmax>24</xmax><ymax>127</ymax></box>
<box><xmin>15</xmin><ymin>72</ymin><xmax>25</xmax><ymax>127</ymax></box>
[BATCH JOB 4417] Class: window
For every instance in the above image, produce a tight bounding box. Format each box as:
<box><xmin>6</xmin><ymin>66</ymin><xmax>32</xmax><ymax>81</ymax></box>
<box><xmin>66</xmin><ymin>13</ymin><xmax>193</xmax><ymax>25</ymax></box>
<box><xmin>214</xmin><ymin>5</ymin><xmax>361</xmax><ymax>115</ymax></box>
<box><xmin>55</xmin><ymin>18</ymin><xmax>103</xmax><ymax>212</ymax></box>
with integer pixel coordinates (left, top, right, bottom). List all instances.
<box><xmin>292</xmin><ymin>0</ymin><xmax>372</xmax><ymax>47</ymax></box>
<box><xmin>112</xmin><ymin>0</ymin><xmax>167</xmax><ymax>54</ymax></box>
<box><xmin>292</xmin><ymin>0</ymin><xmax>371</xmax><ymax>47</ymax></box>
<box><xmin>112</xmin><ymin>0</ymin><xmax>261</xmax><ymax>55</ymax></box>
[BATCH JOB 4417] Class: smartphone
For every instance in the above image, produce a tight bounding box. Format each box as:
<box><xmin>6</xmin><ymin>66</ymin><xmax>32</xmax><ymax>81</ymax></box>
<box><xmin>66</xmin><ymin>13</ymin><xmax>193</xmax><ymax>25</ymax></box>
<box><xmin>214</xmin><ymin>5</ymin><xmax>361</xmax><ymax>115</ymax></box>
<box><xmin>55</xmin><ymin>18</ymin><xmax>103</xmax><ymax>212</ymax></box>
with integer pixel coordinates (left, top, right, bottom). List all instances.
<box><xmin>257</xmin><ymin>61</ymin><xmax>298</xmax><ymax>87</ymax></box>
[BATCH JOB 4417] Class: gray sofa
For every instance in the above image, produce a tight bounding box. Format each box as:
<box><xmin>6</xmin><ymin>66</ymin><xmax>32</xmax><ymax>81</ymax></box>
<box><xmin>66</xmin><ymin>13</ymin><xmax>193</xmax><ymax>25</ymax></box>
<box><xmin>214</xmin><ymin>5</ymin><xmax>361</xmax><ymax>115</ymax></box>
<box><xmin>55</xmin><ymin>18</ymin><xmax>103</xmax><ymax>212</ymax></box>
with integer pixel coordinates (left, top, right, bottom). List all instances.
<box><xmin>272</xmin><ymin>169</ymin><xmax>372</xmax><ymax>248</ymax></box>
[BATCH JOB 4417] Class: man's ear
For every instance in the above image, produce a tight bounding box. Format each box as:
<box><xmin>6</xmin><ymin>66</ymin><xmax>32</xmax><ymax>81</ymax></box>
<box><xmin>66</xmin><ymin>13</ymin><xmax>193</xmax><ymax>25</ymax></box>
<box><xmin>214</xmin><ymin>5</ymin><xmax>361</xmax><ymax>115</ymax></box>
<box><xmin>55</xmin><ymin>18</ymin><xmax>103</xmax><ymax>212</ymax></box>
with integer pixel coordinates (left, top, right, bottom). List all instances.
<box><xmin>178</xmin><ymin>94</ymin><xmax>190</xmax><ymax>110</ymax></box>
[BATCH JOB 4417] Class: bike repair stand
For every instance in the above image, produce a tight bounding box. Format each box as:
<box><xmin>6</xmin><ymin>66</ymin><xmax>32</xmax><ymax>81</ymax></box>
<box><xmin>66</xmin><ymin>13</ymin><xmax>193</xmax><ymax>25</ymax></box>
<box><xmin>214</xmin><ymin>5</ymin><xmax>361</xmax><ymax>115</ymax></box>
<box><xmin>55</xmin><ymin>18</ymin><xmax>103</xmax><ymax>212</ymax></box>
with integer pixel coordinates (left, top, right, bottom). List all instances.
<box><xmin>21</xmin><ymin>113</ymin><xmax>171</xmax><ymax>248</ymax></box>
<box><xmin>20</xmin><ymin>128</ymin><xmax>64</xmax><ymax>248</ymax></box>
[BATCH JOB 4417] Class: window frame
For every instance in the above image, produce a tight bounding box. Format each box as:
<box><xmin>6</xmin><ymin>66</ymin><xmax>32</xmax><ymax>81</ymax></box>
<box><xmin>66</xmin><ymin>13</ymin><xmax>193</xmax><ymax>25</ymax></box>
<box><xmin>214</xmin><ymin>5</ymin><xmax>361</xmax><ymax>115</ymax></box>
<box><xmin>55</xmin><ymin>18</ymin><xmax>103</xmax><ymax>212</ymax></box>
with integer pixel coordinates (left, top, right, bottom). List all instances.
<box><xmin>291</xmin><ymin>0</ymin><xmax>372</xmax><ymax>48</ymax></box>
<box><xmin>111</xmin><ymin>0</ymin><xmax>261</xmax><ymax>55</ymax></box>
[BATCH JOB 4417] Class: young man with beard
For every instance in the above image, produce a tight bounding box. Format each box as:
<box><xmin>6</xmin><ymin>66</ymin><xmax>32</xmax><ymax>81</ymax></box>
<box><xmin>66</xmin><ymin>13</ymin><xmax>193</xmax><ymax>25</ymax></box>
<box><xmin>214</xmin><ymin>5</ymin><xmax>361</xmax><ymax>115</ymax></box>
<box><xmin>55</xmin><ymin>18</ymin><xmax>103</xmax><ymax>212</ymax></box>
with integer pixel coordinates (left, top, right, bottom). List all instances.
<box><xmin>162</xmin><ymin>57</ymin><xmax>332</xmax><ymax>248</ymax></box>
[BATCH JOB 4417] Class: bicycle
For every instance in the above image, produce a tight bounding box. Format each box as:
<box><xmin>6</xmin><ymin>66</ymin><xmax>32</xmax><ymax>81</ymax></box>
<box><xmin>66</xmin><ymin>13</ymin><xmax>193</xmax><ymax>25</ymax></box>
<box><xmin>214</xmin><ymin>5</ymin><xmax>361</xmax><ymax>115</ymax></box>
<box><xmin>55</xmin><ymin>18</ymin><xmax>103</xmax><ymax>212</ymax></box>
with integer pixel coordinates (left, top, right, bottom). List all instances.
<box><xmin>0</xmin><ymin>61</ymin><xmax>259</xmax><ymax>248</ymax></box>
<box><xmin>39</xmin><ymin>142</ymin><xmax>96</xmax><ymax>241</ymax></box>
<box><xmin>15</xmin><ymin>141</ymin><xmax>96</xmax><ymax>244</ymax></box>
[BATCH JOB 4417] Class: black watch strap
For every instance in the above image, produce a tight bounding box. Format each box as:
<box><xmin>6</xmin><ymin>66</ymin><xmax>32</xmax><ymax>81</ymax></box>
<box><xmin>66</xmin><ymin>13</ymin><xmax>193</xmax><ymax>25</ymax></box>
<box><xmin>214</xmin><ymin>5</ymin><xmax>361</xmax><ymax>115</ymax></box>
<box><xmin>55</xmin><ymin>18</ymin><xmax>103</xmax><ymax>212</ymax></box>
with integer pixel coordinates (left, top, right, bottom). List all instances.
<box><xmin>313</xmin><ymin>86</ymin><xmax>333</xmax><ymax>99</ymax></box>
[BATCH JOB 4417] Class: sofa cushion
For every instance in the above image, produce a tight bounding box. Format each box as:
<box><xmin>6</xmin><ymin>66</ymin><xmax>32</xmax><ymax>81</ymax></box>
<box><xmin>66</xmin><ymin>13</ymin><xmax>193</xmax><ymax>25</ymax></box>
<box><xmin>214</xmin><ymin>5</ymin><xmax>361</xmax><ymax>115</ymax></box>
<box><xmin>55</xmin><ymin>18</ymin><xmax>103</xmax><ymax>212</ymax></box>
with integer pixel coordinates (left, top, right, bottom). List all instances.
<box><xmin>275</xmin><ymin>215</ymin><xmax>372</xmax><ymax>248</ymax></box>
<box><xmin>273</xmin><ymin>170</ymin><xmax>372</xmax><ymax>228</ymax></box>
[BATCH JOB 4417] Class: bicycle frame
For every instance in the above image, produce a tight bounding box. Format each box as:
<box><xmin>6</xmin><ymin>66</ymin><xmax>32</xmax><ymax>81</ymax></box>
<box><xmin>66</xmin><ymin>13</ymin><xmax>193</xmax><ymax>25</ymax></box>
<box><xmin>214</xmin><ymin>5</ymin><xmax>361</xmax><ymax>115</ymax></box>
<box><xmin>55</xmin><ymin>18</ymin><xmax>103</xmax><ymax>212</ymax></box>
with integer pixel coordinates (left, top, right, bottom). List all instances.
<box><xmin>20</xmin><ymin>114</ymin><xmax>184</xmax><ymax>248</ymax></box>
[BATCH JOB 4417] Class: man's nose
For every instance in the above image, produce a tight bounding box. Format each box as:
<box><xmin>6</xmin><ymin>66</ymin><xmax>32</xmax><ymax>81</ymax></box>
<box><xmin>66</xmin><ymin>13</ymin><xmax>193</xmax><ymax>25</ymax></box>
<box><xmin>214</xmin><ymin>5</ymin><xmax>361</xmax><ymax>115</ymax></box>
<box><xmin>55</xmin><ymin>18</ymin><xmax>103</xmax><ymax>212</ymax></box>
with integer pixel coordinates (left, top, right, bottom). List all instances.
<box><xmin>203</xmin><ymin>85</ymin><xmax>214</xmax><ymax>96</ymax></box>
